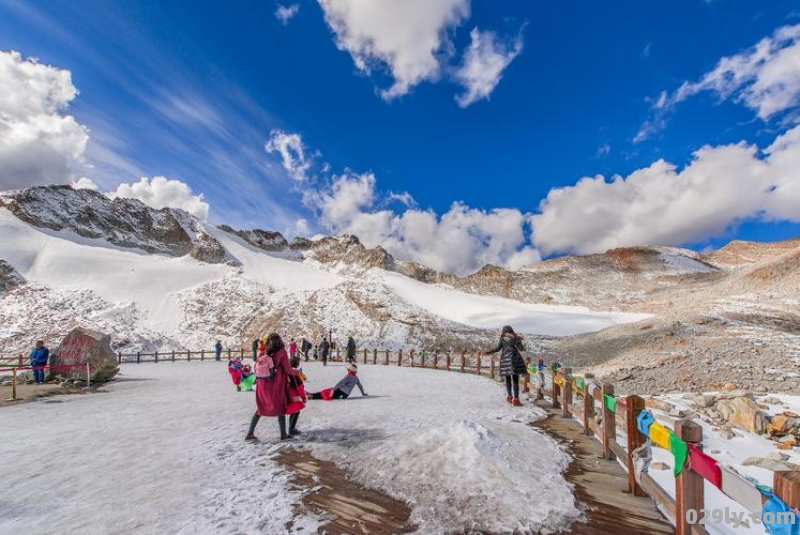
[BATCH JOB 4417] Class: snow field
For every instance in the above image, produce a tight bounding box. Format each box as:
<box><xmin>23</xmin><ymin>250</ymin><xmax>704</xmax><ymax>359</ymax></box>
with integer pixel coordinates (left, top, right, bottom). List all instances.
<box><xmin>0</xmin><ymin>361</ymin><xmax>579</xmax><ymax>534</ymax></box>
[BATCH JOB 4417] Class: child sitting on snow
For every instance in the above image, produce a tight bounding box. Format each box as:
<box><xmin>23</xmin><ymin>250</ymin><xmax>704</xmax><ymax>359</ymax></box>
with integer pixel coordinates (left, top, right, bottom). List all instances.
<box><xmin>308</xmin><ymin>363</ymin><xmax>368</xmax><ymax>400</ymax></box>
<box><xmin>239</xmin><ymin>364</ymin><xmax>255</xmax><ymax>392</ymax></box>
<box><xmin>286</xmin><ymin>356</ymin><xmax>306</xmax><ymax>435</ymax></box>
<box><xmin>228</xmin><ymin>355</ymin><xmax>244</xmax><ymax>391</ymax></box>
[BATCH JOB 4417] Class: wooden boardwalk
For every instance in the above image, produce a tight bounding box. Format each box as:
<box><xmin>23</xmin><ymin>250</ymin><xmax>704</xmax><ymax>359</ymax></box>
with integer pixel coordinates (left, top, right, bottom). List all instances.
<box><xmin>534</xmin><ymin>402</ymin><xmax>675</xmax><ymax>535</ymax></box>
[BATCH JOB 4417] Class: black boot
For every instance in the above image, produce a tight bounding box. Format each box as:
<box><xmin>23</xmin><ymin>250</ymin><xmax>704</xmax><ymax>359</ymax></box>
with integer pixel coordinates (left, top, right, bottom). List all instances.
<box><xmin>289</xmin><ymin>412</ymin><xmax>300</xmax><ymax>435</ymax></box>
<box><xmin>245</xmin><ymin>413</ymin><xmax>260</xmax><ymax>441</ymax></box>
<box><xmin>278</xmin><ymin>415</ymin><xmax>292</xmax><ymax>440</ymax></box>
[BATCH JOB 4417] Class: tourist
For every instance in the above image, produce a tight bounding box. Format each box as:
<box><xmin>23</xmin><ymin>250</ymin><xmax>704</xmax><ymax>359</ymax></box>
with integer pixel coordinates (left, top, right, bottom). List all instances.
<box><xmin>29</xmin><ymin>340</ymin><xmax>49</xmax><ymax>385</ymax></box>
<box><xmin>228</xmin><ymin>354</ymin><xmax>244</xmax><ymax>391</ymax></box>
<box><xmin>251</xmin><ymin>338</ymin><xmax>259</xmax><ymax>362</ymax></box>
<box><xmin>245</xmin><ymin>333</ymin><xmax>300</xmax><ymax>441</ymax></box>
<box><xmin>481</xmin><ymin>325</ymin><xmax>527</xmax><ymax>406</ymax></box>
<box><xmin>308</xmin><ymin>363</ymin><xmax>367</xmax><ymax>400</ymax></box>
<box><xmin>214</xmin><ymin>339</ymin><xmax>223</xmax><ymax>361</ymax></box>
<box><xmin>289</xmin><ymin>338</ymin><xmax>298</xmax><ymax>359</ymax></box>
<box><xmin>312</xmin><ymin>344</ymin><xmax>318</xmax><ymax>361</ymax></box>
<box><xmin>346</xmin><ymin>335</ymin><xmax>356</xmax><ymax>364</ymax></box>
<box><xmin>301</xmin><ymin>337</ymin><xmax>311</xmax><ymax>361</ymax></box>
<box><xmin>319</xmin><ymin>337</ymin><xmax>330</xmax><ymax>366</ymax></box>
<box><xmin>286</xmin><ymin>355</ymin><xmax>306</xmax><ymax>435</ymax></box>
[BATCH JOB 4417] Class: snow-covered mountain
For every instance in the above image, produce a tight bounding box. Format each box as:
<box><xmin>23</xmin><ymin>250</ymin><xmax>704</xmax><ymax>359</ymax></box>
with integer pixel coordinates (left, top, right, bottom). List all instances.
<box><xmin>0</xmin><ymin>185</ymin><xmax>646</xmax><ymax>355</ymax></box>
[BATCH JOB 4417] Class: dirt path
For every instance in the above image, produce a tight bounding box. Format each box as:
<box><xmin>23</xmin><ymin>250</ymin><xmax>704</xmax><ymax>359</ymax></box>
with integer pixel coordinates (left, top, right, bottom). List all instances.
<box><xmin>278</xmin><ymin>448</ymin><xmax>415</xmax><ymax>534</ymax></box>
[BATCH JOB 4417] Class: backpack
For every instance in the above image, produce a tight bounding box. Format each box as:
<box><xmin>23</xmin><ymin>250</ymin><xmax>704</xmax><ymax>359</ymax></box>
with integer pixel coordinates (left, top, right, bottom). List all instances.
<box><xmin>256</xmin><ymin>353</ymin><xmax>276</xmax><ymax>380</ymax></box>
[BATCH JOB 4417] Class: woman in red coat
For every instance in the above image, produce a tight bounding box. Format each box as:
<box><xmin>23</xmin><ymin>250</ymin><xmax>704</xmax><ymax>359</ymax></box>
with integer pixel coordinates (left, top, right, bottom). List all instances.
<box><xmin>245</xmin><ymin>333</ymin><xmax>300</xmax><ymax>441</ymax></box>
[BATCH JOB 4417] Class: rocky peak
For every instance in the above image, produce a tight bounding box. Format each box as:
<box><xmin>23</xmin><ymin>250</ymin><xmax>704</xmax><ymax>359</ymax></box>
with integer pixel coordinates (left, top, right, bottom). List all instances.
<box><xmin>0</xmin><ymin>185</ymin><xmax>228</xmax><ymax>263</ymax></box>
<box><xmin>218</xmin><ymin>225</ymin><xmax>288</xmax><ymax>251</ymax></box>
<box><xmin>304</xmin><ymin>234</ymin><xmax>396</xmax><ymax>271</ymax></box>
<box><xmin>703</xmin><ymin>238</ymin><xmax>800</xmax><ymax>268</ymax></box>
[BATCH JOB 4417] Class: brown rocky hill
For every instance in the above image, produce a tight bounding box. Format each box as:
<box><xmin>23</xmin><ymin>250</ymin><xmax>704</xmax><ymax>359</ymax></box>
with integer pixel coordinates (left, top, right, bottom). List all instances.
<box><xmin>702</xmin><ymin>237</ymin><xmax>800</xmax><ymax>268</ymax></box>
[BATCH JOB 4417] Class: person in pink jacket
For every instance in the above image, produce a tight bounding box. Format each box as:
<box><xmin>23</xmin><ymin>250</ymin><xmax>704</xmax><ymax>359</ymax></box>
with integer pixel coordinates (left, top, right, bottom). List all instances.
<box><xmin>289</xmin><ymin>338</ymin><xmax>298</xmax><ymax>359</ymax></box>
<box><xmin>245</xmin><ymin>333</ymin><xmax>300</xmax><ymax>441</ymax></box>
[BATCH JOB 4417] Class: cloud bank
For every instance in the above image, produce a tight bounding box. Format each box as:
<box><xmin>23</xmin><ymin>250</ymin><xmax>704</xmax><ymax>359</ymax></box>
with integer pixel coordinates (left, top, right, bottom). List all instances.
<box><xmin>107</xmin><ymin>176</ymin><xmax>211</xmax><ymax>221</ymax></box>
<box><xmin>0</xmin><ymin>50</ymin><xmax>89</xmax><ymax>189</ymax></box>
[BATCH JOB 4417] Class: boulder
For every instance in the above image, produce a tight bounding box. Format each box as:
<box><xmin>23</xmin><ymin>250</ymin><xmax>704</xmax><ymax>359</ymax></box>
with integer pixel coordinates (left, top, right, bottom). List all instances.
<box><xmin>713</xmin><ymin>396</ymin><xmax>768</xmax><ymax>434</ymax></box>
<box><xmin>742</xmin><ymin>457</ymin><xmax>800</xmax><ymax>472</ymax></box>
<box><xmin>50</xmin><ymin>328</ymin><xmax>119</xmax><ymax>382</ymax></box>
<box><xmin>645</xmin><ymin>397</ymin><xmax>675</xmax><ymax>413</ymax></box>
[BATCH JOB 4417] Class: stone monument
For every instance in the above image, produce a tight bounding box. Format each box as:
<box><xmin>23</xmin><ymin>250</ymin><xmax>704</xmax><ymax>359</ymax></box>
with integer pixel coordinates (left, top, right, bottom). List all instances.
<box><xmin>50</xmin><ymin>328</ymin><xmax>119</xmax><ymax>382</ymax></box>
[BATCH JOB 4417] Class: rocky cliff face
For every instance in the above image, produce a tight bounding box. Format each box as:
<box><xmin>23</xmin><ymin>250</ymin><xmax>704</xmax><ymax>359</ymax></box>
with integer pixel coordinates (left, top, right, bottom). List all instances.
<box><xmin>703</xmin><ymin>238</ymin><xmax>800</xmax><ymax>268</ymax></box>
<box><xmin>0</xmin><ymin>260</ymin><xmax>24</xmax><ymax>294</ymax></box>
<box><xmin>0</xmin><ymin>185</ymin><xmax>229</xmax><ymax>263</ymax></box>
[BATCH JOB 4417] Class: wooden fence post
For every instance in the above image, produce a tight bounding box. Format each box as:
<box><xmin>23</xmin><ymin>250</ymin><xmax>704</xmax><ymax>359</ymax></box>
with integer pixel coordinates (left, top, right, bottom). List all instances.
<box><xmin>155</xmin><ymin>351</ymin><xmax>159</xmax><ymax>363</ymax></box>
<box><xmin>551</xmin><ymin>368</ymin><xmax>560</xmax><ymax>409</ymax></box>
<box><xmin>625</xmin><ymin>395</ymin><xmax>647</xmax><ymax>496</ymax></box>
<box><xmin>363</xmin><ymin>348</ymin><xmax>368</xmax><ymax>364</ymax></box>
<box><xmin>460</xmin><ymin>352</ymin><xmax>466</xmax><ymax>373</ymax></box>
<box><xmin>227</xmin><ymin>348</ymin><xmax>232</xmax><ymax>360</ymax></box>
<box><xmin>201</xmin><ymin>349</ymin><xmax>205</xmax><ymax>361</ymax></box>
<box><xmin>774</xmin><ymin>471</ymin><xmax>800</xmax><ymax>511</ymax></box>
<box><xmin>118</xmin><ymin>352</ymin><xmax>122</xmax><ymax>364</ymax></box>
<box><xmin>446</xmin><ymin>352</ymin><xmax>451</xmax><ymax>370</ymax></box>
<box><xmin>18</xmin><ymin>354</ymin><xmax>23</xmax><ymax>367</ymax></box>
<box><xmin>373</xmin><ymin>349</ymin><xmax>377</xmax><ymax>365</ymax></box>
<box><xmin>583</xmin><ymin>381</ymin><xmax>594</xmax><ymax>435</ymax></box>
<box><xmin>172</xmin><ymin>350</ymin><xmax>176</xmax><ymax>362</ymax></box>
<box><xmin>476</xmin><ymin>354</ymin><xmax>481</xmax><ymax>376</ymax></box>
<box><xmin>490</xmin><ymin>357</ymin><xmax>495</xmax><ymax>379</ymax></box>
<box><xmin>561</xmin><ymin>368</ymin><xmax>572</xmax><ymax>418</ymax></box>
<box><xmin>675</xmin><ymin>420</ymin><xmax>704</xmax><ymax>535</ymax></box>
<box><xmin>601</xmin><ymin>383</ymin><xmax>616</xmax><ymax>461</ymax></box>
<box><xmin>433</xmin><ymin>352</ymin><xmax>438</xmax><ymax>368</ymax></box>
<box><xmin>187</xmin><ymin>350</ymin><xmax>191</xmax><ymax>362</ymax></box>
<box><xmin>397</xmin><ymin>349</ymin><xmax>402</xmax><ymax>366</ymax></box>
<box><xmin>136</xmin><ymin>352</ymin><xmax>141</xmax><ymax>364</ymax></box>
<box><xmin>385</xmin><ymin>349</ymin><xmax>389</xmax><ymax>365</ymax></box>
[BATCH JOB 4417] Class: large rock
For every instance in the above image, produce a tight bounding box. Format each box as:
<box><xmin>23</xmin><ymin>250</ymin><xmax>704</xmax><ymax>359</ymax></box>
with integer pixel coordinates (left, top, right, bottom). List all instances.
<box><xmin>50</xmin><ymin>328</ymin><xmax>119</xmax><ymax>382</ymax></box>
<box><xmin>713</xmin><ymin>396</ymin><xmax>768</xmax><ymax>434</ymax></box>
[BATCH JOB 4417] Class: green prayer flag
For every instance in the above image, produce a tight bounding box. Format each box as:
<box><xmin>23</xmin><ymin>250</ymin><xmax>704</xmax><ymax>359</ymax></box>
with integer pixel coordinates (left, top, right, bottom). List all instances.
<box><xmin>669</xmin><ymin>431</ymin><xmax>689</xmax><ymax>477</ymax></box>
<box><xmin>603</xmin><ymin>394</ymin><xmax>616</xmax><ymax>412</ymax></box>
<box><xmin>576</xmin><ymin>378</ymin><xmax>585</xmax><ymax>390</ymax></box>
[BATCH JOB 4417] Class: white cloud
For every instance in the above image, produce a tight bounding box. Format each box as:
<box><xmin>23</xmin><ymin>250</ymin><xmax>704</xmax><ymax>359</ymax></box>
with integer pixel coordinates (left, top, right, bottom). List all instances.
<box><xmin>596</xmin><ymin>143</ymin><xmax>611</xmax><ymax>158</ymax></box>
<box><xmin>275</xmin><ymin>3</ymin><xmax>300</xmax><ymax>25</ymax></box>
<box><xmin>0</xmin><ymin>50</ymin><xmax>89</xmax><ymax>189</ymax></box>
<box><xmin>532</xmin><ymin>124</ymin><xmax>800</xmax><ymax>256</ymax></box>
<box><xmin>454</xmin><ymin>28</ymin><xmax>523</xmax><ymax>107</ymax></box>
<box><xmin>264</xmin><ymin>129</ymin><xmax>310</xmax><ymax>181</ymax></box>
<box><xmin>637</xmin><ymin>24</ymin><xmax>800</xmax><ymax>142</ymax></box>
<box><xmin>318</xmin><ymin>0</ymin><xmax>470</xmax><ymax>99</ymax></box>
<box><xmin>316</xmin><ymin>171</ymin><xmax>539</xmax><ymax>275</ymax></box>
<box><xmin>71</xmin><ymin>177</ymin><xmax>99</xmax><ymax>190</ymax></box>
<box><xmin>107</xmin><ymin>176</ymin><xmax>210</xmax><ymax>221</ymax></box>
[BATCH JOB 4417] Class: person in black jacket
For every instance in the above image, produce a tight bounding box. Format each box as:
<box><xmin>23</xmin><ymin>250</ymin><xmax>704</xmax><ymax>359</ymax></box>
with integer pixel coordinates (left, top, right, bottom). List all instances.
<box><xmin>319</xmin><ymin>337</ymin><xmax>330</xmax><ymax>366</ymax></box>
<box><xmin>482</xmin><ymin>325</ymin><xmax>527</xmax><ymax>406</ymax></box>
<box><xmin>345</xmin><ymin>335</ymin><xmax>356</xmax><ymax>364</ymax></box>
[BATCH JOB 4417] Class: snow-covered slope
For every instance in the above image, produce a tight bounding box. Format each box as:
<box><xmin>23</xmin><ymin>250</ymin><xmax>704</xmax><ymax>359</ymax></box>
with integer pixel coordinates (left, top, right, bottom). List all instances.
<box><xmin>0</xmin><ymin>195</ymin><xmax>647</xmax><ymax>354</ymax></box>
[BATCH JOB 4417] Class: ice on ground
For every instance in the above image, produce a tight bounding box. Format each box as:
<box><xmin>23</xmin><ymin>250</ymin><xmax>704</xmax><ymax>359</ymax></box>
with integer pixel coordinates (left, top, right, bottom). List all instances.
<box><xmin>0</xmin><ymin>362</ymin><xmax>579</xmax><ymax>535</ymax></box>
<box><xmin>373</xmin><ymin>269</ymin><xmax>650</xmax><ymax>336</ymax></box>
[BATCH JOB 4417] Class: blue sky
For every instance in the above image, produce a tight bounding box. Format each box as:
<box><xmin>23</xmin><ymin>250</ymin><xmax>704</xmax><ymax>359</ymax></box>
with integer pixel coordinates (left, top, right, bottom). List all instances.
<box><xmin>1</xmin><ymin>0</ymin><xmax>800</xmax><ymax>274</ymax></box>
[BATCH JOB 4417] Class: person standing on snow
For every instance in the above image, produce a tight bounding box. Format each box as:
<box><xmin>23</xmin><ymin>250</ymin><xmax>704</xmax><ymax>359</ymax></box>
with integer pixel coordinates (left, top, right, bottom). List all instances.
<box><xmin>214</xmin><ymin>340</ymin><xmax>223</xmax><ymax>361</ymax></box>
<box><xmin>481</xmin><ymin>325</ymin><xmax>527</xmax><ymax>406</ymax></box>
<box><xmin>245</xmin><ymin>333</ymin><xmax>300</xmax><ymax>441</ymax></box>
<box><xmin>346</xmin><ymin>335</ymin><xmax>356</xmax><ymax>364</ymax></box>
<box><xmin>301</xmin><ymin>337</ymin><xmax>311</xmax><ymax>361</ymax></box>
<box><xmin>251</xmin><ymin>338</ymin><xmax>259</xmax><ymax>362</ymax></box>
<box><xmin>29</xmin><ymin>340</ymin><xmax>49</xmax><ymax>385</ymax></box>
<box><xmin>319</xmin><ymin>337</ymin><xmax>330</xmax><ymax>366</ymax></box>
<box><xmin>308</xmin><ymin>363</ymin><xmax>368</xmax><ymax>400</ymax></box>
<box><xmin>289</xmin><ymin>338</ymin><xmax>298</xmax><ymax>359</ymax></box>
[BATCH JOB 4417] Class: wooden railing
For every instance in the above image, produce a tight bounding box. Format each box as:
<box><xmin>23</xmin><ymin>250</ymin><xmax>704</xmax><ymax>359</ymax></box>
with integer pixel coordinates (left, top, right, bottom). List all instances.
<box><xmin>541</xmin><ymin>363</ymin><xmax>799</xmax><ymax>535</ymax></box>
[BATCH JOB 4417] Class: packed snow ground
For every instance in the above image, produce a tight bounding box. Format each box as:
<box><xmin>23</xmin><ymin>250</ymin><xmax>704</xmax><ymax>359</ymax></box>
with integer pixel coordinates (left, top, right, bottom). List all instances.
<box><xmin>0</xmin><ymin>362</ymin><xmax>579</xmax><ymax>535</ymax></box>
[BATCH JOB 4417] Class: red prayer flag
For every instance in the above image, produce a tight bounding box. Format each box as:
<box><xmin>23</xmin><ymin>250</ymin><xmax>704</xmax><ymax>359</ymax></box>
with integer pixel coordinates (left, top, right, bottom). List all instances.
<box><xmin>687</xmin><ymin>444</ymin><xmax>722</xmax><ymax>489</ymax></box>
